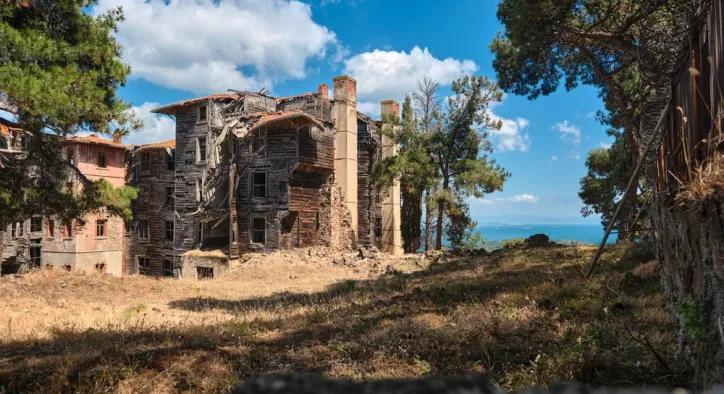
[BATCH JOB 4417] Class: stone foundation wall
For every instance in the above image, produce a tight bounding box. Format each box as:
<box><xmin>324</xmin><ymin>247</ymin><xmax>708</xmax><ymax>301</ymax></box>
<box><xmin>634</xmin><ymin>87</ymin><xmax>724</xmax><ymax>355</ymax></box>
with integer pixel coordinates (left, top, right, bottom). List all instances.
<box><xmin>180</xmin><ymin>252</ymin><xmax>231</xmax><ymax>280</ymax></box>
<box><xmin>319</xmin><ymin>182</ymin><xmax>352</xmax><ymax>251</ymax></box>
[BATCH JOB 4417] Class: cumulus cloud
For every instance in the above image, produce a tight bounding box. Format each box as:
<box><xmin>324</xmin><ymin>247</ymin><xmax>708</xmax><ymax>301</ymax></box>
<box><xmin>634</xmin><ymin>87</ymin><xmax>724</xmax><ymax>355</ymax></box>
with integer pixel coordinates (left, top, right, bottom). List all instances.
<box><xmin>599</xmin><ymin>142</ymin><xmax>612</xmax><ymax>149</ymax></box>
<box><xmin>552</xmin><ymin>120</ymin><xmax>581</xmax><ymax>145</ymax></box>
<box><xmin>471</xmin><ymin>194</ymin><xmax>539</xmax><ymax>205</ymax></box>
<box><xmin>567</xmin><ymin>151</ymin><xmax>581</xmax><ymax>160</ymax></box>
<box><xmin>343</xmin><ymin>46</ymin><xmax>477</xmax><ymax>104</ymax></box>
<box><xmin>489</xmin><ymin>115</ymin><xmax>531</xmax><ymax>153</ymax></box>
<box><xmin>506</xmin><ymin>194</ymin><xmax>538</xmax><ymax>203</ymax></box>
<box><xmin>124</xmin><ymin>102</ymin><xmax>176</xmax><ymax>145</ymax></box>
<box><xmin>549</xmin><ymin>155</ymin><xmax>558</xmax><ymax>164</ymax></box>
<box><xmin>94</xmin><ymin>0</ymin><xmax>343</xmax><ymax>94</ymax></box>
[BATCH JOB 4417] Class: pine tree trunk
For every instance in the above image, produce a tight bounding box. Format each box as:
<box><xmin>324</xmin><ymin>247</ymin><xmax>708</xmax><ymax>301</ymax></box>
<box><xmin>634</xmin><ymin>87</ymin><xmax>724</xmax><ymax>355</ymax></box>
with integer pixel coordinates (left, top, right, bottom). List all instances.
<box><xmin>424</xmin><ymin>187</ymin><xmax>435</xmax><ymax>252</ymax></box>
<box><xmin>651</xmin><ymin>194</ymin><xmax>724</xmax><ymax>388</ymax></box>
<box><xmin>435</xmin><ymin>179</ymin><xmax>448</xmax><ymax>250</ymax></box>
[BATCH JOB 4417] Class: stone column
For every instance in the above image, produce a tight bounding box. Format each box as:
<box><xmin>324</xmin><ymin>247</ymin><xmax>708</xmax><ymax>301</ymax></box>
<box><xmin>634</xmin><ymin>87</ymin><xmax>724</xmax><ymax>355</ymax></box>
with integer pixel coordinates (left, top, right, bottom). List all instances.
<box><xmin>332</xmin><ymin>76</ymin><xmax>358</xmax><ymax>247</ymax></box>
<box><xmin>380</xmin><ymin>100</ymin><xmax>403</xmax><ymax>255</ymax></box>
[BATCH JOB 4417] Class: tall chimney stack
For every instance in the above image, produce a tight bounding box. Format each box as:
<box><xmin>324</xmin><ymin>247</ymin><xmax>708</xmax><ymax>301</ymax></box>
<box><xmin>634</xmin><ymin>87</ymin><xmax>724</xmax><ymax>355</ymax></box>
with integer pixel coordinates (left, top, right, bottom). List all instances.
<box><xmin>332</xmin><ymin>76</ymin><xmax>358</xmax><ymax>246</ymax></box>
<box><xmin>317</xmin><ymin>83</ymin><xmax>329</xmax><ymax>100</ymax></box>
<box><xmin>112</xmin><ymin>131</ymin><xmax>122</xmax><ymax>144</ymax></box>
<box><xmin>380</xmin><ymin>100</ymin><xmax>403</xmax><ymax>256</ymax></box>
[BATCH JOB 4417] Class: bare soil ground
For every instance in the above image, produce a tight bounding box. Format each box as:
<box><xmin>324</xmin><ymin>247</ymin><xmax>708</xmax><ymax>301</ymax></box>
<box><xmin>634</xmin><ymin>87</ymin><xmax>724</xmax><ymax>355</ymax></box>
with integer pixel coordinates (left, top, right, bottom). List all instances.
<box><xmin>0</xmin><ymin>244</ymin><xmax>692</xmax><ymax>393</ymax></box>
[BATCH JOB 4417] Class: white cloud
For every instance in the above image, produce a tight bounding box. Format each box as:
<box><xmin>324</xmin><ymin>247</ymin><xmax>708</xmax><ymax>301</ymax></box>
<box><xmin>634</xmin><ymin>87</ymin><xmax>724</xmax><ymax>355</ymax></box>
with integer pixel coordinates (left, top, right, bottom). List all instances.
<box><xmin>552</xmin><ymin>120</ymin><xmax>581</xmax><ymax>145</ymax></box>
<box><xmin>124</xmin><ymin>102</ymin><xmax>176</xmax><ymax>145</ymax></box>
<box><xmin>567</xmin><ymin>151</ymin><xmax>581</xmax><ymax>160</ymax></box>
<box><xmin>599</xmin><ymin>142</ymin><xmax>612</xmax><ymax>149</ymax></box>
<box><xmin>506</xmin><ymin>194</ymin><xmax>538</xmax><ymax>203</ymax></box>
<box><xmin>356</xmin><ymin>101</ymin><xmax>379</xmax><ymax>117</ymax></box>
<box><xmin>576</xmin><ymin>110</ymin><xmax>596</xmax><ymax>120</ymax></box>
<box><xmin>549</xmin><ymin>155</ymin><xmax>558</xmax><ymax>164</ymax></box>
<box><xmin>343</xmin><ymin>46</ymin><xmax>477</xmax><ymax>104</ymax></box>
<box><xmin>94</xmin><ymin>0</ymin><xmax>342</xmax><ymax>95</ymax></box>
<box><xmin>489</xmin><ymin>115</ymin><xmax>531</xmax><ymax>153</ymax></box>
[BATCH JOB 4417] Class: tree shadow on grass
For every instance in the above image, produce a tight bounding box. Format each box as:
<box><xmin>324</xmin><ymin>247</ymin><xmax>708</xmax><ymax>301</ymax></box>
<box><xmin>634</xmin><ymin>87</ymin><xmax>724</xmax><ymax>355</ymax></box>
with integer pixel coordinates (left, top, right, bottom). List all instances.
<box><xmin>0</xmin><ymin>247</ymin><xmax>692</xmax><ymax>393</ymax></box>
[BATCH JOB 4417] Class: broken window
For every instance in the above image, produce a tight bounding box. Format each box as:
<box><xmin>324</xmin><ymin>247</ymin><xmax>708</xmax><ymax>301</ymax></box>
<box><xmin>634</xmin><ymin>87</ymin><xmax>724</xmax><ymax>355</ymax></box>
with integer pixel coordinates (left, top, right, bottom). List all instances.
<box><xmin>197</xmin><ymin>266</ymin><xmax>213</xmax><ymax>280</ymax></box>
<box><xmin>252</xmin><ymin>129</ymin><xmax>266</xmax><ymax>155</ymax></box>
<box><xmin>197</xmin><ymin>136</ymin><xmax>207</xmax><ymax>162</ymax></box>
<box><xmin>64</xmin><ymin>221</ymin><xmax>73</xmax><ymax>237</ymax></box>
<box><xmin>198</xmin><ymin>105</ymin><xmax>207</xmax><ymax>122</ymax></box>
<box><xmin>166</xmin><ymin>151</ymin><xmax>175</xmax><ymax>171</ymax></box>
<box><xmin>197</xmin><ymin>222</ymin><xmax>203</xmax><ymax>243</ymax></box>
<box><xmin>98</xmin><ymin>151</ymin><xmax>107</xmax><ymax>168</ymax></box>
<box><xmin>165</xmin><ymin>220</ymin><xmax>174</xmax><ymax>241</ymax></box>
<box><xmin>29</xmin><ymin>242</ymin><xmax>41</xmax><ymax>268</ymax></box>
<box><xmin>252</xmin><ymin>172</ymin><xmax>266</xmax><ymax>198</ymax></box>
<box><xmin>95</xmin><ymin>263</ymin><xmax>106</xmax><ymax>273</ymax></box>
<box><xmin>30</xmin><ymin>217</ymin><xmax>42</xmax><ymax>233</ymax></box>
<box><xmin>163</xmin><ymin>259</ymin><xmax>173</xmax><ymax>277</ymax></box>
<box><xmin>375</xmin><ymin>186</ymin><xmax>382</xmax><ymax>204</ymax></box>
<box><xmin>375</xmin><ymin>218</ymin><xmax>382</xmax><ymax>238</ymax></box>
<box><xmin>96</xmin><ymin>219</ymin><xmax>106</xmax><ymax>237</ymax></box>
<box><xmin>125</xmin><ymin>221</ymin><xmax>131</xmax><ymax>236</ymax></box>
<box><xmin>252</xmin><ymin>217</ymin><xmax>265</xmax><ymax>244</ymax></box>
<box><xmin>138</xmin><ymin>220</ymin><xmax>149</xmax><ymax>240</ymax></box>
<box><xmin>141</xmin><ymin>152</ymin><xmax>151</xmax><ymax>171</ymax></box>
<box><xmin>137</xmin><ymin>257</ymin><xmax>151</xmax><ymax>276</ymax></box>
<box><xmin>48</xmin><ymin>219</ymin><xmax>55</xmax><ymax>237</ymax></box>
<box><xmin>16</xmin><ymin>221</ymin><xmax>23</xmax><ymax>237</ymax></box>
<box><xmin>165</xmin><ymin>186</ymin><xmax>174</xmax><ymax>205</ymax></box>
<box><xmin>19</xmin><ymin>135</ymin><xmax>27</xmax><ymax>151</ymax></box>
<box><xmin>0</xmin><ymin>137</ymin><xmax>7</xmax><ymax>150</ymax></box>
<box><xmin>279</xmin><ymin>181</ymin><xmax>288</xmax><ymax>195</ymax></box>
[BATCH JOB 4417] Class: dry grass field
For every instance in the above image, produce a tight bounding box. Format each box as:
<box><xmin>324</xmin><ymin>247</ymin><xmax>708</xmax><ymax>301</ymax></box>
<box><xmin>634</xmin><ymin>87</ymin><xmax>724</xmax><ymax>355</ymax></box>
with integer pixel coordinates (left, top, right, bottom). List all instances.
<box><xmin>0</xmin><ymin>244</ymin><xmax>692</xmax><ymax>393</ymax></box>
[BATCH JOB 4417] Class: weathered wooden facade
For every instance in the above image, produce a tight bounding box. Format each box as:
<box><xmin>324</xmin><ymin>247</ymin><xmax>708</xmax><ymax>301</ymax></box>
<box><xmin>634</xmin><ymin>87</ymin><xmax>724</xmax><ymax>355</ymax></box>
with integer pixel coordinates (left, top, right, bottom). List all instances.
<box><xmin>125</xmin><ymin>140</ymin><xmax>176</xmax><ymax>276</ymax></box>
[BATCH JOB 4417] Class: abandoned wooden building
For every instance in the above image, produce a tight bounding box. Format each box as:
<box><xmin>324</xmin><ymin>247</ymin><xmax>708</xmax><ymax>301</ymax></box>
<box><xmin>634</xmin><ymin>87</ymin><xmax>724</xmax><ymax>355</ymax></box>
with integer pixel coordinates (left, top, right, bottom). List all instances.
<box><xmin>0</xmin><ymin>75</ymin><xmax>403</xmax><ymax>278</ymax></box>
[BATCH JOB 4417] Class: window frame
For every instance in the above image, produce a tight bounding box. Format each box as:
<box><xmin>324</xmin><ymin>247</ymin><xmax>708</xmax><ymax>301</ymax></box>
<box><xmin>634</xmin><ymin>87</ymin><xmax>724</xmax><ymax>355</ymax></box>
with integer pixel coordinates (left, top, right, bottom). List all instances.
<box><xmin>164</xmin><ymin>220</ymin><xmax>174</xmax><ymax>241</ymax></box>
<box><xmin>166</xmin><ymin>151</ymin><xmax>175</xmax><ymax>171</ymax></box>
<box><xmin>374</xmin><ymin>217</ymin><xmax>382</xmax><ymax>238</ymax></box>
<box><xmin>165</xmin><ymin>186</ymin><xmax>174</xmax><ymax>205</ymax></box>
<box><xmin>197</xmin><ymin>136</ymin><xmax>207</xmax><ymax>163</ymax></box>
<box><xmin>251</xmin><ymin>216</ymin><xmax>266</xmax><ymax>245</ymax></box>
<box><xmin>252</xmin><ymin>128</ymin><xmax>266</xmax><ymax>156</ymax></box>
<box><xmin>96</xmin><ymin>219</ymin><xmax>107</xmax><ymax>238</ymax></box>
<box><xmin>138</xmin><ymin>219</ymin><xmax>149</xmax><ymax>241</ymax></box>
<box><xmin>137</xmin><ymin>256</ymin><xmax>151</xmax><ymax>276</ymax></box>
<box><xmin>98</xmin><ymin>150</ymin><xmax>107</xmax><ymax>168</ymax></box>
<box><xmin>198</xmin><ymin>105</ymin><xmax>207</xmax><ymax>123</ymax></box>
<box><xmin>47</xmin><ymin>219</ymin><xmax>55</xmax><ymax>237</ymax></box>
<box><xmin>64</xmin><ymin>220</ymin><xmax>73</xmax><ymax>238</ymax></box>
<box><xmin>163</xmin><ymin>258</ymin><xmax>174</xmax><ymax>278</ymax></box>
<box><xmin>30</xmin><ymin>217</ymin><xmax>42</xmax><ymax>233</ymax></box>
<box><xmin>251</xmin><ymin>171</ymin><xmax>267</xmax><ymax>199</ymax></box>
<box><xmin>140</xmin><ymin>152</ymin><xmax>151</xmax><ymax>171</ymax></box>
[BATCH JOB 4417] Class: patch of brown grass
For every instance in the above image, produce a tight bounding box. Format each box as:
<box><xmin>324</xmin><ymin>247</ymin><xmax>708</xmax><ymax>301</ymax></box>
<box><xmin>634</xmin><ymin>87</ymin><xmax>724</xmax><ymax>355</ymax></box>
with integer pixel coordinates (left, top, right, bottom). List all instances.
<box><xmin>676</xmin><ymin>153</ymin><xmax>724</xmax><ymax>204</ymax></box>
<box><xmin>0</xmin><ymin>245</ymin><xmax>691</xmax><ymax>393</ymax></box>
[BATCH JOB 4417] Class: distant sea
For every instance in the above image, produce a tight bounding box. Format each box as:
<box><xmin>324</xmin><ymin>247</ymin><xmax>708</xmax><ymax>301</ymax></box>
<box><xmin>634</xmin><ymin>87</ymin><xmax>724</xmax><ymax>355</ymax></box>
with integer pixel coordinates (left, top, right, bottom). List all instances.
<box><xmin>475</xmin><ymin>223</ymin><xmax>617</xmax><ymax>247</ymax></box>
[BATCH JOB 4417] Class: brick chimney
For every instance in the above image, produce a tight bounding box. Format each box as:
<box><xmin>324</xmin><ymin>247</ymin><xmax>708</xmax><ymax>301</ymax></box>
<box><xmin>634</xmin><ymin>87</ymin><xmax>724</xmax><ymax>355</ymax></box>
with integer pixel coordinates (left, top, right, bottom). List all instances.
<box><xmin>332</xmin><ymin>76</ymin><xmax>358</xmax><ymax>246</ymax></box>
<box><xmin>381</xmin><ymin>100</ymin><xmax>400</xmax><ymax>119</ymax></box>
<box><xmin>318</xmin><ymin>83</ymin><xmax>329</xmax><ymax>100</ymax></box>
<box><xmin>112</xmin><ymin>131</ymin><xmax>122</xmax><ymax>144</ymax></box>
<box><xmin>380</xmin><ymin>99</ymin><xmax>403</xmax><ymax>256</ymax></box>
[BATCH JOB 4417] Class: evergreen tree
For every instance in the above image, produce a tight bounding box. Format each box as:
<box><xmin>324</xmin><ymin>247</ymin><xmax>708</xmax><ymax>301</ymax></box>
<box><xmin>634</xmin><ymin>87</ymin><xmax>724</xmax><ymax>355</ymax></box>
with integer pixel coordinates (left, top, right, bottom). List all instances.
<box><xmin>0</xmin><ymin>0</ymin><xmax>139</xmax><ymax>224</ymax></box>
<box><xmin>430</xmin><ymin>75</ymin><xmax>509</xmax><ymax>250</ymax></box>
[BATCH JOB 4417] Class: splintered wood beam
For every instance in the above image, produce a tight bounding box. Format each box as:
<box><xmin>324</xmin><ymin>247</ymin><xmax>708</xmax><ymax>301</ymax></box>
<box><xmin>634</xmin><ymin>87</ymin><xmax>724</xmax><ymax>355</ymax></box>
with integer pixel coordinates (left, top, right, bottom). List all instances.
<box><xmin>586</xmin><ymin>102</ymin><xmax>670</xmax><ymax>278</ymax></box>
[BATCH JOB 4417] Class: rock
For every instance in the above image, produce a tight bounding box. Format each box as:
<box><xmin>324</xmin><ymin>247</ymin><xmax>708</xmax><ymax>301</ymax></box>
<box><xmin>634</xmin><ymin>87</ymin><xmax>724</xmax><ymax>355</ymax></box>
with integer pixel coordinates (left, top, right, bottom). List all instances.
<box><xmin>241</xmin><ymin>254</ymin><xmax>255</xmax><ymax>263</ymax></box>
<box><xmin>332</xmin><ymin>255</ymin><xmax>345</xmax><ymax>266</ymax></box>
<box><xmin>358</xmin><ymin>247</ymin><xmax>369</xmax><ymax>259</ymax></box>
<box><xmin>525</xmin><ymin>234</ymin><xmax>550</xmax><ymax>247</ymax></box>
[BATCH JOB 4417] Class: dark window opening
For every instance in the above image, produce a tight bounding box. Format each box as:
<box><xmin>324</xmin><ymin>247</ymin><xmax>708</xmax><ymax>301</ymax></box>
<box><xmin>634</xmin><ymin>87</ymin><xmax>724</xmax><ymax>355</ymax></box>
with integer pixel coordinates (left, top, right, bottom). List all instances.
<box><xmin>48</xmin><ymin>219</ymin><xmax>55</xmax><ymax>237</ymax></box>
<box><xmin>98</xmin><ymin>151</ymin><xmax>107</xmax><ymax>168</ymax></box>
<box><xmin>375</xmin><ymin>218</ymin><xmax>382</xmax><ymax>238</ymax></box>
<box><xmin>165</xmin><ymin>220</ymin><xmax>174</xmax><ymax>241</ymax></box>
<box><xmin>197</xmin><ymin>137</ymin><xmax>207</xmax><ymax>162</ymax></box>
<box><xmin>66</xmin><ymin>148</ymin><xmax>74</xmax><ymax>165</ymax></box>
<box><xmin>199</xmin><ymin>106</ymin><xmax>207</xmax><ymax>121</ymax></box>
<box><xmin>252</xmin><ymin>172</ymin><xmax>266</xmax><ymax>198</ymax></box>
<box><xmin>137</xmin><ymin>257</ymin><xmax>151</xmax><ymax>276</ymax></box>
<box><xmin>65</xmin><ymin>221</ymin><xmax>73</xmax><ymax>237</ymax></box>
<box><xmin>138</xmin><ymin>220</ymin><xmax>149</xmax><ymax>240</ymax></box>
<box><xmin>165</xmin><ymin>186</ymin><xmax>174</xmax><ymax>205</ymax></box>
<box><xmin>279</xmin><ymin>181</ymin><xmax>288</xmax><ymax>195</ymax></box>
<box><xmin>252</xmin><ymin>217</ymin><xmax>265</xmax><ymax>244</ymax></box>
<box><xmin>252</xmin><ymin>129</ymin><xmax>266</xmax><ymax>155</ymax></box>
<box><xmin>29</xmin><ymin>246</ymin><xmax>41</xmax><ymax>268</ymax></box>
<box><xmin>16</xmin><ymin>222</ymin><xmax>23</xmax><ymax>237</ymax></box>
<box><xmin>141</xmin><ymin>152</ymin><xmax>151</xmax><ymax>171</ymax></box>
<box><xmin>197</xmin><ymin>266</ymin><xmax>213</xmax><ymax>280</ymax></box>
<box><xmin>0</xmin><ymin>138</ymin><xmax>7</xmax><ymax>150</ymax></box>
<box><xmin>95</xmin><ymin>263</ymin><xmax>106</xmax><ymax>273</ymax></box>
<box><xmin>63</xmin><ymin>264</ymin><xmax>72</xmax><ymax>271</ymax></box>
<box><xmin>30</xmin><ymin>217</ymin><xmax>42</xmax><ymax>233</ymax></box>
<box><xmin>96</xmin><ymin>219</ymin><xmax>107</xmax><ymax>237</ymax></box>
<box><xmin>375</xmin><ymin>186</ymin><xmax>382</xmax><ymax>204</ymax></box>
<box><xmin>125</xmin><ymin>221</ymin><xmax>131</xmax><ymax>236</ymax></box>
<box><xmin>163</xmin><ymin>259</ymin><xmax>173</xmax><ymax>277</ymax></box>
<box><xmin>19</xmin><ymin>136</ymin><xmax>27</xmax><ymax>151</ymax></box>
<box><xmin>166</xmin><ymin>151</ymin><xmax>175</xmax><ymax>171</ymax></box>
<box><xmin>316</xmin><ymin>212</ymin><xmax>320</xmax><ymax>231</ymax></box>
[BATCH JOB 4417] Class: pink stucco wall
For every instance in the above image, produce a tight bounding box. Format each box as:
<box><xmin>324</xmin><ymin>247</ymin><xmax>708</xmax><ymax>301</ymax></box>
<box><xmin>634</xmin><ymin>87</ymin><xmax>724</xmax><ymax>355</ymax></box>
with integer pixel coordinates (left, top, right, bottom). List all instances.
<box><xmin>65</xmin><ymin>141</ymin><xmax>126</xmax><ymax>187</ymax></box>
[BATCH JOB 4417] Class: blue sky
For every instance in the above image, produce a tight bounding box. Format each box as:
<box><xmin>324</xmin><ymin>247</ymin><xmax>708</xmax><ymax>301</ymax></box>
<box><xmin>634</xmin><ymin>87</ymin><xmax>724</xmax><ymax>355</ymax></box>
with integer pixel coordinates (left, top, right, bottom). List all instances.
<box><xmin>94</xmin><ymin>0</ymin><xmax>613</xmax><ymax>224</ymax></box>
